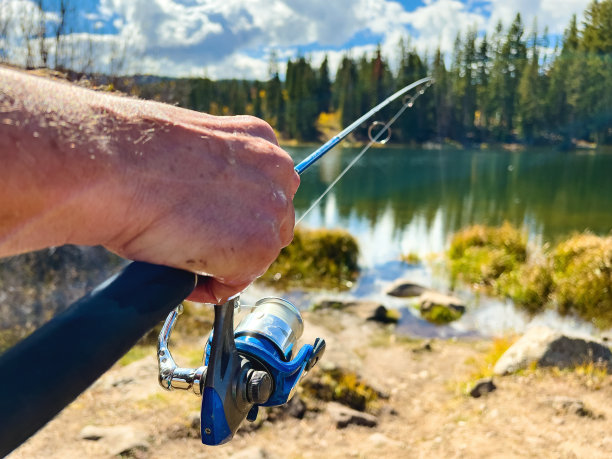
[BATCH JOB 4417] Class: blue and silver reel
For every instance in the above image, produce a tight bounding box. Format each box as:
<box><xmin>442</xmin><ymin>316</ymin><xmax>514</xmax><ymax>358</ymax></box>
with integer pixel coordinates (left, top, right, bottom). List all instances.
<box><xmin>157</xmin><ymin>296</ymin><xmax>325</xmax><ymax>445</ymax></box>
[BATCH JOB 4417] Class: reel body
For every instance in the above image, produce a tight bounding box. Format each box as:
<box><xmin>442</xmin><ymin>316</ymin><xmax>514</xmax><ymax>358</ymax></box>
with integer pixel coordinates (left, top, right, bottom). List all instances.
<box><xmin>157</xmin><ymin>296</ymin><xmax>325</xmax><ymax>445</ymax></box>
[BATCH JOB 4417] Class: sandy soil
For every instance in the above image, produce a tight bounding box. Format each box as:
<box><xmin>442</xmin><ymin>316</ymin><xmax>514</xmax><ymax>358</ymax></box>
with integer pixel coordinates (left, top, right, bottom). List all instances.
<box><xmin>9</xmin><ymin>309</ymin><xmax>612</xmax><ymax>459</ymax></box>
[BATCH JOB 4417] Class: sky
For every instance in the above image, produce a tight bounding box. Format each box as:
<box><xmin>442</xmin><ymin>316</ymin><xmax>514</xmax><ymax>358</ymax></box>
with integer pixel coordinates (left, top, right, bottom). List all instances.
<box><xmin>6</xmin><ymin>0</ymin><xmax>594</xmax><ymax>79</ymax></box>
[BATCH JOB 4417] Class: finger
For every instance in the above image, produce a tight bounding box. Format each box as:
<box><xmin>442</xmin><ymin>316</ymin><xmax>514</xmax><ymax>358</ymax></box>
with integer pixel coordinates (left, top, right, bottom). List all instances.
<box><xmin>186</xmin><ymin>276</ymin><xmax>252</xmax><ymax>304</ymax></box>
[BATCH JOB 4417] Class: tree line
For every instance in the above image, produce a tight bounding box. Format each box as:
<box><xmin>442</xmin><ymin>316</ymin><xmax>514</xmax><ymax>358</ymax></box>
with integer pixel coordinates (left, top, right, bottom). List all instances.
<box><xmin>2</xmin><ymin>0</ymin><xmax>612</xmax><ymax>146</ymax></box>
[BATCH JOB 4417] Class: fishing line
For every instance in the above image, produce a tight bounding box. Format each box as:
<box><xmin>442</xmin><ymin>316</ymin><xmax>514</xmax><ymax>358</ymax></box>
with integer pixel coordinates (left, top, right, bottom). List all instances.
<box><xmin>295</xmin><ymin>79</ymin><xmax>434</xmax><ymax>226</ymax></box>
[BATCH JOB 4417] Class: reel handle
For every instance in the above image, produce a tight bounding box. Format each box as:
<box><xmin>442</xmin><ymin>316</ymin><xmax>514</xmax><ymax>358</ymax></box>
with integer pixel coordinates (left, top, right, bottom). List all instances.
<box><xmin>0</xmin><ymin>262</ymin><xmax>197</xmax><ymax>457</ymax></box>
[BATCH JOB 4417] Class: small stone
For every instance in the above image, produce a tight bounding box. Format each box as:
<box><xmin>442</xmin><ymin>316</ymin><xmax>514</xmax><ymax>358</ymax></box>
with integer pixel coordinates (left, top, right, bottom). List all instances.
<box><xmin>413</xmin><ymin>341</ymin><xmax>433</xmax><ymax>353</ymax></box>
<box><xmin>327</xmin><ymin>402</ymin><xmax>378</xmax><ymax>428</ymax></box>
<box><xmin>285</xmin><ymin>396</ymin><xmax>307</xmax><ymax>419</ymax></box>
<box><xmin>189</xmin><ymin>411</ymin><xmax>200</xmax><ymax>430</ymax></box>
<box><xmin>469</xmin><ymin>378</ymin><xmax>496</xmax><ymax>398</ymax></box>
<box><xmin>385</xmin><ymin>280</ymin><xmax>427</xmax><ymax>298</ymax></box>
<box><xmin>367</xmin><ymin>305</ymin><xmax>400</xmax><ymax>324</ymax></box>
<box><xmin>544</xmin><ymin>396</ymin><xmax>603</xmax><ymax>419</ymax></box>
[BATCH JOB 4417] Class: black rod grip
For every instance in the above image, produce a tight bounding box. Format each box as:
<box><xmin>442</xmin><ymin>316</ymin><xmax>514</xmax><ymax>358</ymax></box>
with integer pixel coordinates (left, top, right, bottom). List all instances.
<box><xmin>0</xmin><ymin>261</ymin><xmax>197</xmax><ymax>456</ymax></box>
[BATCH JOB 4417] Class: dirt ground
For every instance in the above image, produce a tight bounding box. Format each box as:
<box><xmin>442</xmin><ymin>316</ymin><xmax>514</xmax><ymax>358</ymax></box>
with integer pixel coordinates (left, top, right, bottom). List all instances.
<box><xmin>10</xmin><ymin>308</ymin><xmax>612</xmax><ymax>459</ymax></box>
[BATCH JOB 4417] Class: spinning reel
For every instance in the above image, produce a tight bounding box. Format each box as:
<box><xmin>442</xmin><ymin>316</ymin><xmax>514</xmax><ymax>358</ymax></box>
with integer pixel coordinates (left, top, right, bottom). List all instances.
<box><xmin>157</xmin><ymin>295</ymin><xmax>326</xmax><ymax>445</ymax></box>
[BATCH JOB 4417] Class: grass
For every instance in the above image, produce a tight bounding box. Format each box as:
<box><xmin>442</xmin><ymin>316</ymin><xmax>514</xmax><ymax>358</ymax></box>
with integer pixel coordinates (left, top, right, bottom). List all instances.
<box><xmin>453</xmin><ymin>336</ymin><xmax>517</xmax><ymax>395</ymax></box>
<box><xmin>448</xmin><ymin>222</ymin><xmax>527</xmax><ymax>289</ymax></box>
<box><xmin>448</xmin><ymin>224</ymin><xmax>612</xmax><ymax>328</ymax></box>
<box><xmin>259</xmin><ymin>227</ymin><xmax>359</xmax><ymax>291</ymax></box>
<box><xmin>552</xmin><ymin>234</ymin><xmax>612</xmax><ymax>328</ymax></box>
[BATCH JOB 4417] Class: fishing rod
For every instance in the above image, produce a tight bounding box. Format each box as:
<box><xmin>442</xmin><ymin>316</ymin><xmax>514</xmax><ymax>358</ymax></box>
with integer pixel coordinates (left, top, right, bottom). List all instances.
<box><xmin>0</xmin><ymin>76</ymin><xmax>433</xmax><ymax>455</ymax></box>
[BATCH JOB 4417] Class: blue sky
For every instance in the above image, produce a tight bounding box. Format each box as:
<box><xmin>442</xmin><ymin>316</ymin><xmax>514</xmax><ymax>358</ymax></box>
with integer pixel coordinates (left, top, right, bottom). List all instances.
<box><xmin>12</xmin><ymin>0</ymin><xmax>594</xmax><ymax>78</ymax></box>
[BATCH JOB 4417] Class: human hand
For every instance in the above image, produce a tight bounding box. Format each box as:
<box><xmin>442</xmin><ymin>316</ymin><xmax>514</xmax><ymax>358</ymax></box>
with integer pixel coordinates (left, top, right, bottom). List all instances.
<box><xmin>100</xmin><ymin>102</ymin><xmax>300</xmax><ymax>303</ymax></box>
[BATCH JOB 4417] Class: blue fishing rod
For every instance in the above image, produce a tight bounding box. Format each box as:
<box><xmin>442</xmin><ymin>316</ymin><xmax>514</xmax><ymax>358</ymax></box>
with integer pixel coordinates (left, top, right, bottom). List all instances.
<box><xmin>0</xmin><ymin>76</ymin><xmax>433</xmax><ymax>455</ymax></box>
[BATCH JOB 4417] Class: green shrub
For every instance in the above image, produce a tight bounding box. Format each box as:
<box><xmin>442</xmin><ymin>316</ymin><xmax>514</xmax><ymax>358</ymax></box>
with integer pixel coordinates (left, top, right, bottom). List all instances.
<box><xmin>552</xmin><ymin>234</ymin><xmax>612</xmax><ymax>328</ymax></box>
<box><xmin>259</xmin><ymin>227</ymin><xmax>359</xmax><ymax>290</ymax></box>
<box><xmin>448</xmin><ymin>223</ymin><xmax>527</xmax><ymax>288</ymax></box>
<box><xmin>497</xmin><ymin>261</ymin><xmax>554</xmax><ymax>314</ymax></box>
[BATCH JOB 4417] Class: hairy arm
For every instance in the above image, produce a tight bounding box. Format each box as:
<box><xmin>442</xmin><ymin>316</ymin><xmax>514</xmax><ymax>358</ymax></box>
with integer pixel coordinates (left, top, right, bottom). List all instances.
<box><xmin>0</xmin><ymin>66</ymin><xmax>299</xmax><ymax>303</ymax></box>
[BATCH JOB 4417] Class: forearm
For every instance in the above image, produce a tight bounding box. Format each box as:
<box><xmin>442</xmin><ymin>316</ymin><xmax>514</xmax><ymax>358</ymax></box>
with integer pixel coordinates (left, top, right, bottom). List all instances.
<box><xmin>0</xmin><ymin>66</ymin><xmax>129</xmax><ymax>255</ymax></box>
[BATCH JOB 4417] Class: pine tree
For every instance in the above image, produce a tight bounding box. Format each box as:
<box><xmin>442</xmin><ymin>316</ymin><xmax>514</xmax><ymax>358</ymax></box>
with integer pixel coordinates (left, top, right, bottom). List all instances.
<box><xmin>518</xmin><ymin>25</ymin><xmax>544</xmax><ymax>142</ymax></box>
<box><xmin>317</xmin><ymin>55</ymin><xmax>332</xmax><ymax>113</ymax></box>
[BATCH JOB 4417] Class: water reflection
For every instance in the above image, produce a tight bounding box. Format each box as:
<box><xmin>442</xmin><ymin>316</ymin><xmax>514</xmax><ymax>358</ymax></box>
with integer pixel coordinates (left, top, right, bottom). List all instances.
<box><xmin>291</xmin><ymin>147</ymin><xmax>612</xmax><ymax>266</ymax></box>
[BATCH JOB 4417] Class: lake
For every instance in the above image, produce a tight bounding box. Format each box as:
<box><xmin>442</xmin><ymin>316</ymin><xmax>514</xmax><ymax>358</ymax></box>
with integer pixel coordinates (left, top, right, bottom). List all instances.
<box><xmin>247</xmin><ymin>146</ymin><xmax>612</xmax><ymax>337</ymax></box>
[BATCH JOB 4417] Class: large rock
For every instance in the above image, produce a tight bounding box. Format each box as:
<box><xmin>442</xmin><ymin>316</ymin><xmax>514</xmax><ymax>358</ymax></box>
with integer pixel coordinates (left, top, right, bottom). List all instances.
<box><xmin>385</xmin><ymin>280</ymin><xmax>428</xmax><ymax>298</ymax></box>
<box><xmin>494</xmin><ymin>327</ymin><xmax>612</xmax><ymax>375</ymax></box>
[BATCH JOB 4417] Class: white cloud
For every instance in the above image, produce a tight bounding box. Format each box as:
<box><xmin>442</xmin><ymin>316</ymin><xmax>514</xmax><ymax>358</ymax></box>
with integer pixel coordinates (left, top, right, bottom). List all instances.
<box><xmin>404</xmin><ymin>0</ymin><xmax>485</xmax><ymax>55</ymax></box>
<box><xmin>1</xmin><ymin>0</ymin><xmax>596</xmax><ymax>78</ymax></box>
<box><xmin>488</xmin><ymin>0</ymin><xmax>591</xmax><ymax>35</ymax></box>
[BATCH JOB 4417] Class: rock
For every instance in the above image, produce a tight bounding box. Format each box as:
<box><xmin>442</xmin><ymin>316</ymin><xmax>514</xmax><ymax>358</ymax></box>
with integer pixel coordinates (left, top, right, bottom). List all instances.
<box><xmin>417</xmin><ymin>291</ymin><xmax>465</xmax><ymax>324</ymax></box>
<box><xmin>367</xmin><ymin>305</ymin><xmax>400</xmax><ymax>324</ymax></box>
<box><xmin>80</xmin><ymin>425</ymin><xmax>149</xmax><ymax>456</ymax></box>
<box><xmin>285</xmin><ymin>395</ymin><xmax>307</xmax><ymax>419</ymax></box>
<box><xmin>313</xmin><ymin>299</ymin><xmax>393</xmax><ymax>323</ymax></box>
<box><xmin>469</xmin><ymin>378</ymin><xmax>496</xmax><ymax>398</ymax></box>
<box><xmin>543</xmin><ymin>396</ymin><xmax>603</xmax><ymax>419</ymax></box>
<box><xmin>419</xmin><ymin>291</ymin><xmax>466</xmax><ymax>314</ymax></box>
<box><xmin>327</xmin><ymin>402</ymin><xmax>378</xmax><ymax>428</ymax></box>
<box><xmin>494</xmin><ymin>327</ymin><xmax>612</xmax><ymax>375</ymax></box>
<box><xmin>412</xmin><ymin>340</ymin><xmax>433</xmax><ymax>353</ymax></box>
<box><xmin>189</xmin><ymin>411</ymin><xmax>201</xmax><ymax>430</ymax></box>
<box><xmin>266</xmin><ymin>395</ymin><xmax>308</xmax><ymax>422</ymax></box>
<box><xmin>385</xmin><ymin>280</ymin><xmax>427</xmax><ymax>297</ymax></box>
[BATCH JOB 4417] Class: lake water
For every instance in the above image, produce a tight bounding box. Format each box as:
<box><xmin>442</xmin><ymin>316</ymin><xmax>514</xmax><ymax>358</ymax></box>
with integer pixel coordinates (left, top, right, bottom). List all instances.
<box><xmin>245</xmin><ymin>147</ymin><xmax>612</xmax><ymax>337</ymax></box>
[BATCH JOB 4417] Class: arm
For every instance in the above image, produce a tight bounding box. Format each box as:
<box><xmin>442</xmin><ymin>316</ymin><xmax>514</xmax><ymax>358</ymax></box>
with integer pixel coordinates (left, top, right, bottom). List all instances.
<box><xmin>0</xmin><ymin>66</ymin><xmax>299</xmax><ymax>303</ymax></box>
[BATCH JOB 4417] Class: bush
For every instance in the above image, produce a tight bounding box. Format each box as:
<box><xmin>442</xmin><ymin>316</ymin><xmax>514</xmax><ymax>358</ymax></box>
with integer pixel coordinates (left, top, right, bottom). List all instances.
<box><xmin>259</xmin><ymin>227</ymin><xmax>359</xmax><ymax>290</ymax></box>
<box><xmin>448</xmin><ymin>222</ymin><xmax>527</xmax><ymax>288</ymax></box>
<box><xmin>552</xmin><ymin>234</ymin><xmax>612</xmax><ymax>328</ymax></box>
<box><xmin>497</xmin><ymin>260</ymin><xmax>554</xmax><ymax>314</ymax></box>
